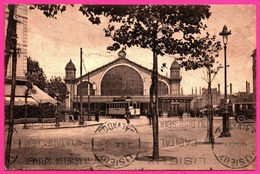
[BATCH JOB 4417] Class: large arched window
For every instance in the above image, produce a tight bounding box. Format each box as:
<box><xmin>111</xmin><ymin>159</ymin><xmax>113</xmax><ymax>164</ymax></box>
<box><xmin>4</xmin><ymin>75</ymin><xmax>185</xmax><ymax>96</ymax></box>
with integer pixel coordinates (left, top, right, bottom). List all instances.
<box><xmin>101</xmin><ymin>65</ymin><xmax>143</xmax><ymax>96</ymax></box>
<box><xmin>77</xmin><ymin>81</ymin><xmax>95</xmax><ymax>96</ymax></box>
<box><xmin>150</xmin><ymin>81</ymin><xmax>169</xmax><ymax>96</ymax></box>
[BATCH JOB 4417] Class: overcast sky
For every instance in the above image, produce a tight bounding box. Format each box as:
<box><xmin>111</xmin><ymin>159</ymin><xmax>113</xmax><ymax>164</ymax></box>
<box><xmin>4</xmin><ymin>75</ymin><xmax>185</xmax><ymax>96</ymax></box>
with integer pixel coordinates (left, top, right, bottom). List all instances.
<box><xmin>27</xmin><ymin>5</ymin><xmax>256</xmax><ymax>95</ymax></box>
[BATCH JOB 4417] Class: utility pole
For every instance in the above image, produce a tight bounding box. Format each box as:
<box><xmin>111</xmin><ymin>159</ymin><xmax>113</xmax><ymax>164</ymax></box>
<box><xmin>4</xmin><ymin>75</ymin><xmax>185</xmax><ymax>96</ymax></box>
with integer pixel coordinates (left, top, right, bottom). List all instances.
<box><xmin>87</xmin><ymin>72</ymin><xmax>91</xmax><ymax>121</ymax></box>
<box><xmin>5</xmin><ymin>5</ymin><xmax>18</xmax><ymax>169</ymax></box>
<box><xmin>79</xmin><ymin>48</ymin><xmax>84</xmax><ymax>125</ymax></box>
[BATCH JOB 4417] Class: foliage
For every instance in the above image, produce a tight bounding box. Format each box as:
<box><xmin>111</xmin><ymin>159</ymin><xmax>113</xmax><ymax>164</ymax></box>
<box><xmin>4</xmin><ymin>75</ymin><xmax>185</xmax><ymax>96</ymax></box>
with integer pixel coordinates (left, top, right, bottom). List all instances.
<box><xmin>81</xmin><ymin>5</ymin><xmax>210</xmax><ymax>56</ymax></box>
<box><xmin>26</xmin><ymin>57</ymin><xmax>67</xmax><ymax>102</ymax></box>
<box><xmin>176</xmin><ymin>33</ymin><xmax>222</xmax><ymax>72</ymax></box>
<box><xmin>176</xmin><ymin>33</ymin><xmax>222</xmax><ymax>144</ymax></box>
<box><xmin>29</xmin><ymin>5</ymin><xmax>69</xmax><ymax>18</ymax></box>
<box><xmin>46</xmin><ymin>76</ymin><xmax>67</xmax><ymax>102</ymax></box>
<box><xmin>30</xmin><ymin>5</ymin><xmax>211</xmax><ymax>56</ymax></box>
<box><xmin>26</xmin><ymin>57</ymin><xmax>47</xmax><ymax>91</ymax></box>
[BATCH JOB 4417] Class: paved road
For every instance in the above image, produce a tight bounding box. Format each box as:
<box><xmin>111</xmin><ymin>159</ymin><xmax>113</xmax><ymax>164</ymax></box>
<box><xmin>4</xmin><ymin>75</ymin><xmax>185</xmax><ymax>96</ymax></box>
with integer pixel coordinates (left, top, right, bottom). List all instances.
<box><xmin>6</xmin><ymin>115</ymin><xmax>256</xmax><ymax>170</ymax></box>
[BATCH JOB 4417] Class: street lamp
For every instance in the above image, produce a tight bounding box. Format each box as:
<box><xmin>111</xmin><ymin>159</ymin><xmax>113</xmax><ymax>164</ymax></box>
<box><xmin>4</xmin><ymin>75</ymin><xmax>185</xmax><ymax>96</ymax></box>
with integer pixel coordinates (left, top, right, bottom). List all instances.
<box><xmin>55</xmin><ymin>91</ymin><xmax>60</xmax><ymax>127</ymax></box>
<box><xmin>219</xmin><ymin>25</ymin><xmax>231</xmax><ymax>137</ymax></box>
<box><xmin>79</xmin><ymin>48</ymin><xmax>84</xmax><ymax>125</ymax></box>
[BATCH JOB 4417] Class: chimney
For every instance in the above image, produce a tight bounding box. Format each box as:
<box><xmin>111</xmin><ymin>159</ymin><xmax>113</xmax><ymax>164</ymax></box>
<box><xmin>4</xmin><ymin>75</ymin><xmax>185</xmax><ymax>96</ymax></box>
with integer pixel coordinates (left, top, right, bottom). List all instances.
<box><xmin>230</xmin><ymin>83</ymin><xmax>232</xmax><ymax>94</ymax></box>
<box><xmin>246</xmin><ymin>81</ymin><xmax>250</xmax><ymax>94</ymax></box>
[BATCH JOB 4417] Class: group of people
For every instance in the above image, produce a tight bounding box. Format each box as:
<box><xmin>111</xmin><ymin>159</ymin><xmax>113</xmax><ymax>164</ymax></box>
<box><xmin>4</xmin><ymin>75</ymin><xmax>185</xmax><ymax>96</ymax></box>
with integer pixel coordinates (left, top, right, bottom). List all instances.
<box><xmin>68</xmin><ymin>108</ymin><xmax>185</xmax><ymax>125</ymax></box>
<box><xmin>68</xmin><ymin>109</ymin><xmax>100</xmax><ymax>122</ymax></box>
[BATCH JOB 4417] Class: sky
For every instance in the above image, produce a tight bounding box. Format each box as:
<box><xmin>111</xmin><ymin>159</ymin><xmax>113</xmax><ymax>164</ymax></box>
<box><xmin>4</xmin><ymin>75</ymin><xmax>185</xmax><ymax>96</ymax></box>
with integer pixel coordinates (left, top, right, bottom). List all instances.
<box><xmin>27</xmin><ymin>5</ymin><xmax>256</xmax><ymax>95</ymax></box>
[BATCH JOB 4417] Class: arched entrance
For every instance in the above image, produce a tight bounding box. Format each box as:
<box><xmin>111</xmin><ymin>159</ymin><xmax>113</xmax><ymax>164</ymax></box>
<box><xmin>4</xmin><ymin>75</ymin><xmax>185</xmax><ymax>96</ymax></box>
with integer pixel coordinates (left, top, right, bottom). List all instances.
<box><xmin>77</xmin><ymin>81</ymin><xmax>95</xmax><ymax>96</ymax></box>
<box><xmin>149</xmin><ymin>80</ymin><xmax>169</xmax><ymax>96</ymax></box>
<box><xmin>101</xmin><ymin>65</ymin><xmax>144</xmax><ymax>96</ymax></box>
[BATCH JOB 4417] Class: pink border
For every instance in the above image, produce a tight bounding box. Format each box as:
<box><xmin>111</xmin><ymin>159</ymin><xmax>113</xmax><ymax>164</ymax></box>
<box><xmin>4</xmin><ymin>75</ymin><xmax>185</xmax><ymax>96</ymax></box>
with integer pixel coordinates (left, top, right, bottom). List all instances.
<box><xmin>0</xmin><ymin>0</ymin><xmax>259</xmax><ymax>174</ymax></box>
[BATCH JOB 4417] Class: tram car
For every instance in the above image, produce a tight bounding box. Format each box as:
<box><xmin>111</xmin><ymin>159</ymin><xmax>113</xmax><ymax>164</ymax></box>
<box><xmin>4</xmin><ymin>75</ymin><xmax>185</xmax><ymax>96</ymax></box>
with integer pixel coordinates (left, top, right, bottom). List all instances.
<box><xmin>106</xmin><ymin>97</ymin><xmax>140</xmax><ymax>118</ymax></box>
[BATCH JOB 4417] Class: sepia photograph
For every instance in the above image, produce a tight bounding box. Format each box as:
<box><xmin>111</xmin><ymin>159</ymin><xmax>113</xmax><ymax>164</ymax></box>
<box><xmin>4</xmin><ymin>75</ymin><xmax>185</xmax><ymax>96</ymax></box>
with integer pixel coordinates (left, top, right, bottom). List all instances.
<box><xmin>2</xmin><ymin>2</ymin><xmax>257</xmax><ymax>172</ymax></box>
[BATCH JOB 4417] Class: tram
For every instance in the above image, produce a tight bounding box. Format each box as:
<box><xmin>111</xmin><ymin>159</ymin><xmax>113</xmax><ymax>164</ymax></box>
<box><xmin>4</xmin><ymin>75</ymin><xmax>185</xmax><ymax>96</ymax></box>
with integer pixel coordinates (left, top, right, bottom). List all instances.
<box><xmin>107</xmin><ymin>97</ymin><xmax>141</xmax><ymax>118</ymax></box>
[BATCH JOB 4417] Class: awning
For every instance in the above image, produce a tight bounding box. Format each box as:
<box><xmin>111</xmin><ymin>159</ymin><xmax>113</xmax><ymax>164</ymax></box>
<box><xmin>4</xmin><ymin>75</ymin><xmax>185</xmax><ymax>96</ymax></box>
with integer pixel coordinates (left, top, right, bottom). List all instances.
<box><xmin>5</xmin><ymin>84</ymin><xmax>56</xmax><ymax>105</ymax></box>
<box><xmin>30</xmin><ymin>85</ymin><xmax>56</xmax><ymax>104</ymax></box>
<box><xmin>4</xmin><ymin>96</ymin><xmax>38</xmax><ymax>106</ymax></box>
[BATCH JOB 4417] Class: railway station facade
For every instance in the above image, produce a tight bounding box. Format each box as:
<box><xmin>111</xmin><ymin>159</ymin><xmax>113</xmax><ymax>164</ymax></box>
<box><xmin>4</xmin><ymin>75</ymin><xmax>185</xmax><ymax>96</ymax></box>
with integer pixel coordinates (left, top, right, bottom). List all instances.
<box><xmin>64</xmin><ymin>50</ymin><xmax>192</xmax><ymax>116</ymax></box>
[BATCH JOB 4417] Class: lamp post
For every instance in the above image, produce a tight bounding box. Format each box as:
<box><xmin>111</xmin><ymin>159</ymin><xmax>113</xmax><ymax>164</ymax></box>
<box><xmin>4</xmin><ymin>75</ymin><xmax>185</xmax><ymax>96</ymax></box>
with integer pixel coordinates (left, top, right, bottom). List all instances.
<box><xmin>55</xmin><ymin>91</ymin><xmax>60</xmax><ymax>127</ymax></box>
<box><xmin>219</xmin><ymin>25</ymin><xmax>231</xmax><ymax>137</ymax></box>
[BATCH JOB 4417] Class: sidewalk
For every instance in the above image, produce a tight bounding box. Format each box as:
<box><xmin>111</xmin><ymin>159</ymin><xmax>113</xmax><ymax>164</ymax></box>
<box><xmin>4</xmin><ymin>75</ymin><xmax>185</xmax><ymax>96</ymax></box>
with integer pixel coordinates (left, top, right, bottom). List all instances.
<box><xmin>19</xmin><ymin>119</ymin><xmax>102</xmax><ymax>130</ymax></box>
<box><xmin>15</xmin><ymin>114</ymin><xmax>241</xmax><ymax>130</ymax></box>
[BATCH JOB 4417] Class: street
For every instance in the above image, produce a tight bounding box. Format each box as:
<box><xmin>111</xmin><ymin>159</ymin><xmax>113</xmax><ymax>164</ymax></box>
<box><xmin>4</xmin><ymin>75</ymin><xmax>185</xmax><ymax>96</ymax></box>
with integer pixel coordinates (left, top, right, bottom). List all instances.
<box><xmin>5</xmin><ymin>114</ymin><xmax>256</xmax><ymax>170</ymax></box>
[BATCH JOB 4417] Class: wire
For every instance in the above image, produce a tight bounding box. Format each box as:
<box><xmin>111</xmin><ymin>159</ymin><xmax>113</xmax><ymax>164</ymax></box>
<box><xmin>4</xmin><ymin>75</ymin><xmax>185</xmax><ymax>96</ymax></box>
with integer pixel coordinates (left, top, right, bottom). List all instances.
<box><xmin>29</xmin><ymin>31</ymin><xmax>86</xmax><ymax>47</ymax></box>
<box><xmin>83</xmin><ymin>52</ymin><xmax>116</xmax><ymax>59</ymax></box>
<box><xmin>58</xmin><ymin>14</ymin><xmax>105</xmax><ymax>32</ymax></box>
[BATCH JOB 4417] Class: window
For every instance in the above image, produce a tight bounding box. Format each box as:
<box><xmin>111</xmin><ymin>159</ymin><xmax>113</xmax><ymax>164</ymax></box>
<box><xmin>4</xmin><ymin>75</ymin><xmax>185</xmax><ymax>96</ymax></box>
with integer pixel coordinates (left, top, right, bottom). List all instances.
<box><xmin>77</xmin><ymin>81</ymin><xmax>95</xmax><ymax>96</ymax></box>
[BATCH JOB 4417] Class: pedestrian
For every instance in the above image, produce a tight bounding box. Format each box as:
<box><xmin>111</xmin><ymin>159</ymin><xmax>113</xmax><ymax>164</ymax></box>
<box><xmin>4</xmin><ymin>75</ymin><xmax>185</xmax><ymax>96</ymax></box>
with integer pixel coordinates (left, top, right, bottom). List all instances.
<box><xmin>146</xmin><ymin>111</ymin><xmax>152</xmax><ymax>125</ymax></box>
<box><xmin>125</xmin><ymin>108</ymin><xmax>131</xmax><ymax>124</ymax></box>
<box><xmin>95</xmin><ymin>111</ymin><xmax>99</xmax><ymax>122</ymax></box>
<box><xmin>178</xmin><ymin>108</ymin><xmax>183</xmax><ymax>121</ymax></box>
<box><xmin>159</xmin><ymin>110</ymin><xmax>163</xmax><ymax>117</ymax></box>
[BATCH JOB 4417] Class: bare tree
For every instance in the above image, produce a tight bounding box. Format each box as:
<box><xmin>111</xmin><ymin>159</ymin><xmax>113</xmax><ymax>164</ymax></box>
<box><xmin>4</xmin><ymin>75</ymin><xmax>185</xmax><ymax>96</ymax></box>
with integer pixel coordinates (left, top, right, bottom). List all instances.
<box><xmin>177</xmin><ymin>33</ymin><xmax>222</xmax><ymax>144</ymax></box>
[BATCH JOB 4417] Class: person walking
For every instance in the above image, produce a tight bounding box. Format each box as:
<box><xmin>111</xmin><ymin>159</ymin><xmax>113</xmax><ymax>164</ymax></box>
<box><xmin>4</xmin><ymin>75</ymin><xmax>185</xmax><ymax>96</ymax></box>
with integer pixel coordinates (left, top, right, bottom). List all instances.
<box><xmin>146</xmin><ymin>111</ymin><xmax>152</xmax><ymax>125</ymax></box>
<box><xmin>95</xmin><ymin>111</ymin><xmax>99</xmax><ymax>122</ymax></box>
<box><xmin>178</xmin><ymin>107</ymin><xmax>183</xmax><ymax>121</ymax></box>
<box><xmin>125</xmin><ymin>108</ymin><xmax>131</xmax><ymax>124</ymax></box>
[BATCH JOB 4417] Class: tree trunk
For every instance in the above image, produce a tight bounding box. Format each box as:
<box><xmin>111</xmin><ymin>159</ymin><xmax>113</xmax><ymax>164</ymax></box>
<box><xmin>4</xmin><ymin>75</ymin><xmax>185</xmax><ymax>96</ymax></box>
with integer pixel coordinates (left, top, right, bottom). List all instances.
<box><xmin>5</xmin><ymin>5</ymin><xmax>18</xmax><ymax>169</ymax></box>
<box><xmin>152</xmin><ymin>50</ymin><xmax>159</xmax><ymax>159</ymax></box>
<box><xmin>151</xmin><ymin>24</ymin><xmax>159</xmax><ymax>160</ymax></box>
<box><xmin>208</xmin><ymin>74</ymin><xmax>214</xmax><ymax>144</ymax></box>
<box><xmin>205</xmin><ymin>69</ymin><xmax>214</xmax><ymax>144</ymax></box>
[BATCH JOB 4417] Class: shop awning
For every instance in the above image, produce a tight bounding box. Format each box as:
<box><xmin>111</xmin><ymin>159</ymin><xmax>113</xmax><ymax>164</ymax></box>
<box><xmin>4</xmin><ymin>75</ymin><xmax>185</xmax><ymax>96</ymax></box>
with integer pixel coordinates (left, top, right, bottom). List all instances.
<box><xmin>30</xmin><ymin>85</ymin><xmax>56</xmax><ymax>104</ymax></box>
<box><xmin>4</xmin><ymin>96</ymin><xmax>38</xmax><ymax>106</ymax></box>
<box><xmin>5</xmin><ymin>84</ymin><xmax>56</xmax><ymax>105</ymax></box>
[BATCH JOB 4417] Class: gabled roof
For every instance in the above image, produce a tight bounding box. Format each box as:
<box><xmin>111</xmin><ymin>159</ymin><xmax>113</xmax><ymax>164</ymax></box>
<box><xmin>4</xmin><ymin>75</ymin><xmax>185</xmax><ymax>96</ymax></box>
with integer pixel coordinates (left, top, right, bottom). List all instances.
<box><xmin>76</xmin><ymin>57</ymin><xmax>171</xmax><ymax>81</ymax></box>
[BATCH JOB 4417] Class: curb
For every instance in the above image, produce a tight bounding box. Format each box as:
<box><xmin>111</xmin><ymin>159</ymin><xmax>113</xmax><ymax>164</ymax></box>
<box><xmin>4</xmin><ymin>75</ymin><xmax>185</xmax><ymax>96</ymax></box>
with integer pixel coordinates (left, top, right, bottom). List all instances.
<box><xmin>28</xmin><ymin>122</ymin><xmax>102</xmax><ymax>130</ymax></box>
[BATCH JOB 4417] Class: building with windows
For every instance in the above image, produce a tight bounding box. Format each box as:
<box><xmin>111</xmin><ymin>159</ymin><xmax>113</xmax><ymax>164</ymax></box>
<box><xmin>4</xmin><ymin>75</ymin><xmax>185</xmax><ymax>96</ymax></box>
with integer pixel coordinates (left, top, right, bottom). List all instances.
<box><xmin>5</xmin><ymin>5</ymin><xmax>28</xmax><ymax>84</ymax></box>
<box><xmin>64</xmin><ymin>50</ymin><xmax>193</xmax><ymax>116</ymax></box>
<box><xmin>4</xmin><ymin>5</ymin><xmax>56</xmax><ymax>106</ymax></box>
<box><xmin>201</xmin><ymin>87</ymin><xmax>221</xmax><ymax>108</ymax></box>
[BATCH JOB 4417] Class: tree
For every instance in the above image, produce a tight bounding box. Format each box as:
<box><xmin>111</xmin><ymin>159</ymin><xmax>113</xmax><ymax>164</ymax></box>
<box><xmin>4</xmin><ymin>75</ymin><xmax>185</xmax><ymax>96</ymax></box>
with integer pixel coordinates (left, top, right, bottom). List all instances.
<box><xmin>45</xmin><ymin>76</ymin><xmax>67</xmax><ymax>102</ymax></box>
<box><xmin>177</xmin><ymin>33</ymin><xmax>222</xmax><ymax>144</ymax></box>
<box><xmin>30</xmin><ymin>4</ymin><xmax>211</xmax><ymax>160</ymax></box>
<box><xmin>26</xmin><ymin>57</ymin><xmax>47</xmax><ymax>91</ymax></box>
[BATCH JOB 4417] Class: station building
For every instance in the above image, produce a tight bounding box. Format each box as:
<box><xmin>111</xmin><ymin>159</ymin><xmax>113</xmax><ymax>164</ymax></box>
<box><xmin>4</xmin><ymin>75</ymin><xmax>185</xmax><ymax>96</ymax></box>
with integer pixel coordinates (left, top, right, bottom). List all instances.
<box><xmin>64</xmin><ymin>50</ymin><xmax>193</xmax><ymax>116</ymax></box>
